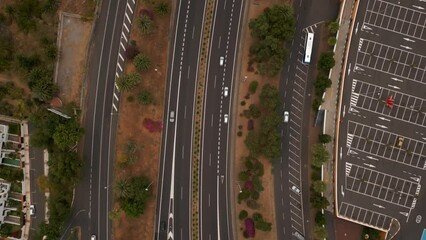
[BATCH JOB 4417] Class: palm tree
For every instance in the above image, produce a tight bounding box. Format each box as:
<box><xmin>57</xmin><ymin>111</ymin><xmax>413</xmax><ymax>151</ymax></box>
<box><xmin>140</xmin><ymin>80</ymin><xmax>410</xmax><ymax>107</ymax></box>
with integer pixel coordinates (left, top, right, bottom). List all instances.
<box><xmin>115</xmin><ymin>178</ymin><xmax>131</xmax><ymax>198</ymax></box>
<box><xmin>155</xmin><ymin>2</ymin><xmax>169</xmax><ymax>16</ymax></box>
<box><xmin>116</xmin><ymin>73</ymin><xmax>140</xmax><ymax>92</ymax></box>
<box><xmin>137</xmin><ymin>90</ymin><xmax>154</xmax><ymax>105</ymax></box>
<box><xmin>137</xmin><ymin>15</ymin><xmax>154</xmax><ymax>35</ymax></box>
<box><xmin>133</xmin><ymin>53</ymin><xmax>151</xmax><ymax>72</ymax></box>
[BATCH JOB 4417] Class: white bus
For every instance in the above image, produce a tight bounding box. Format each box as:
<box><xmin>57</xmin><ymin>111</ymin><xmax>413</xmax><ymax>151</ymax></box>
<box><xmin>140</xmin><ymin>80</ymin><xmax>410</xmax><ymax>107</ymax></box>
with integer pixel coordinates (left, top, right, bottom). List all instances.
<box><xmin>303</xmin><ymin>32</ymin><xmax>314</xmax><ymax>64</ymax></box>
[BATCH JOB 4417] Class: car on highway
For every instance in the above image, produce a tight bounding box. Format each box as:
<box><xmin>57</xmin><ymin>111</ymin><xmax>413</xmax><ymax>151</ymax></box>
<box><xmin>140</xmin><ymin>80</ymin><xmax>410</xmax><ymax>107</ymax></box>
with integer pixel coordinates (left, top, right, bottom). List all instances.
<box><xmin>29</xmin><ymin>204</ymin><xmax>35</xmax><ymax>216</ymax></box>
<box><xmin>219</xmin><ymin>56</ymin><xmax>224</xmax><ymax>66</ymax></box>
<box><xmin>224</xmin><ymin>114</ymin><xmax>228</xmax><ymax>123</ymax></box>
<box><xmin>223</xmin><ymin>87</ymin><xmax>229</xmax><ymax>97</ymax></box>
<box><xmin>91</xmin><ymin>235</ymin><xmax>96</xmax><ymax>240</ymax></box>
<box><xmin>170</xmin><ymin>110</ymin><xmax>175</xmax><ymax>123</ymax></box>
<box><xmin>160</xmin><ymin>221</ymin><xmax>166</xmax><ymax>232</ymax></box>
<box><xmin>291</xmin><ymin>185</ymin><xmax>301</xmax><ymax>195</ymax></box>
<box><xmin>283</xmin><ymin>111</ymin><xmax>289</xmax><ymax>123</ymax></box>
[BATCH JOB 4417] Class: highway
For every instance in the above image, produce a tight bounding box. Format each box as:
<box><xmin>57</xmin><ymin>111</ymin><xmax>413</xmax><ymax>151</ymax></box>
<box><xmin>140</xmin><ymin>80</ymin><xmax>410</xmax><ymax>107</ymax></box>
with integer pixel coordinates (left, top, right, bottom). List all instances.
<box><xmin>200</xmin><ymin>0</ymin><xmax>243</xmax><ymax>239</ymax></box>
<box><xmin>61</xmin><ymin>0</ymin><xmax>135</xmax><ymax>239</ymax></box>
<box><xmin>154</xmin><ymin>0</ymin><xmax>205</xmax><ymax>239</ymax></box>
<box><xmin>275</xmin><ymin>0</ymin><xmax>339</xmax><ymax>239</ymax></box>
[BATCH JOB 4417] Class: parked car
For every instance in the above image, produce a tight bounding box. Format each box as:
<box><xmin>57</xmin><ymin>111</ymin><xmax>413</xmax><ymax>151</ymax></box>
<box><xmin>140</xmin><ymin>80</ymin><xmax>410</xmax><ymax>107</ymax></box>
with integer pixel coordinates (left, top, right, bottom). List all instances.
<box><xmin>29</xmin><ymin>204</ymin><xmax>35</xmax><ymax>216</ymax></box>
<box><xmin>291</xmin><ymin>185</ymin><xmax>301</xmax><ymax>195</ymax></box>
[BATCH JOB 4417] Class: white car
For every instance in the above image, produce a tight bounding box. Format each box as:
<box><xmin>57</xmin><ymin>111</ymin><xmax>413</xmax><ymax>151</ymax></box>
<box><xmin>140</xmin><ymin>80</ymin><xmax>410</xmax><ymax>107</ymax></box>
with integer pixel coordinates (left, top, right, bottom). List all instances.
<box><xmin>91</xmin><ymin>235</ymin><xmax>96</xmax><ymax>240</ymax></box>
<box><xmin>224</xmin><ymin>114</ymin><xmax>228</xmax><ymax>123</ymax></box>
<box><xmin>30</xmin><ymin>204</ymin><xmax>35</xmax><ymax>216</ymax></box>
<box><xmin>219</xmin><ymin>56</ymin><xmax>224</xmax><ymax>66</ymax></box>
<box><xmin>223</xmin><ymin>87</ymin><xmax>229</xmax><ymax>97</ymax></box>
<box><xmin>291</xmin><ymin>185</ymin><xmax>301</xmax><ymax>195</ymax></box>
<box><xmin>170</xmin><ymin>110</ymin><xmax>175</xmax><ymax>123</ymax></box>
<box><xmin>283</xmin><ymin>111</ymin><xmax>289</xmax><ymax>123</ymax></box>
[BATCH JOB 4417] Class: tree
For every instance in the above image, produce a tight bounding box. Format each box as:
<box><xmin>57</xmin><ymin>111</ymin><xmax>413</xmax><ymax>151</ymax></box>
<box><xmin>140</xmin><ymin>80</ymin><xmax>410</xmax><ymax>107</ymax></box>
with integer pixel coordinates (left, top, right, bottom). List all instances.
<box><xmin>249</xmin><ymin>5</ymin><xmax>295</xmax><ymax>41</ymax></box>
<box><xmin>16</xmin><ymin>54</ymin><xmax>40</xmax><ymax>72</ymax></box>
<box><xmin>312</xmin><ymin>180</ymin><xmax>327</xmax><ymax>193</ymax></box>
<box><xmin>116</xmin><ymin>73</ymin><xmax>140</xmax><ymax>92</ymax></box>
<box><xmin>259</xmin><ymin>84</ymin><xmax>280</xmax><ymax>111</ymax></box>
<box><xmin>239</xmin><ymin>210</ymin><xmax>248</xmax><ymax>220</ymax></box>
<box><xmin>248</xmin><ymin>81</ymin><xmax>258</xmax><ymax>94</ymax></box>
<box><xmin>318</xmin><ymin>52</ymin><xmax>335</xmax><ymax>72</ymax></box>
<box><xmin>0</xmin><ymin>25</ymin><xmax>14</xmax><ymax>72</ymax></box>
<box><xmin>52</xmin><ymin>120</ymin><xmax>84</xmax><ymax>151</ymax></box>
<box><xmin>244</xmin><ymin>131</ymin><xmax>261</xmax><ymax>157</ymax></box>
<box><xmin>48</xmin><ymin>151</ymin><xmax>83</xmax><ymax>186</ymax></box>
<box><xmin>133</xmin><ymin>53</ymin><xmax>151</xmax><ymax>72</ymax></box>
<box><xmin>314</xmin><ymin>75</ymin><xmax>332</xmax><ymax>96</ymax></box>
<box><xmin>313</xmin><ymin>225</ymin><xmax>327</xmax><ymax>240</ymax></box>
<box><xmin>118</xmin><ymin>175</ymin><xmax>151</xmax><ymax>217</ymax></box>
<box><xmin>315</xmin><ymin>211</ymin><xmax>326</xmax><ymax>225</ymax></box>
<box><xmin>312</xmin><ymin>144</ymin><xmax>330</xmax><ymax>168</ymax></box>
<box><xmin>137</xmin><ymin>90</ymin><xmax>154</xmax><ymax>105</ymax></box>
<box><xmin>115</xmin><ymin>178</ymin><xmax>131</xmax><ymax>198</ymax></box>
<box><xmin>27</xmin><ymin>67</ymin><xmax>58</xmax><ymax>102</ymax></box>
<box><xmin>243</xmin><ymin>104</ymin><xmax>261</xmax><ymax>119</ymax></box>
<box><xmin>328</xmin><ymin>21</ymin><xmax>339</xmax><ymax>35</ymax></box>
<box><xmin>137</xmin><ymin>15</ymin><xmax>154</xmax><ymax>35</ymax></box>
<box><xmin>310</xmin><ymin>192</ymin><xmax>329</xmax><ymax>209</ymax></box>
<box><xmin>154</xmin><ymin>2</ymin><xmax>169</xmax><ymax>16</ymax></box>
<box><xmin>238</xmin><ymin>190</ymin><xmax>250</xmax><ymax>203</ymax></box>
<box><xmin>319</xmin><ymin>134</ymin><xmax>332</xmax><ymax>143</ymax></box>
<box><xmin>328</xmin><ymin>36</ymin><xmax>337</xmax><ymax>46</ymax></box>
<box><xmin>238</xmin><ymin>171</ymin><xmax>249</xmax><ymax>181</ymax></box>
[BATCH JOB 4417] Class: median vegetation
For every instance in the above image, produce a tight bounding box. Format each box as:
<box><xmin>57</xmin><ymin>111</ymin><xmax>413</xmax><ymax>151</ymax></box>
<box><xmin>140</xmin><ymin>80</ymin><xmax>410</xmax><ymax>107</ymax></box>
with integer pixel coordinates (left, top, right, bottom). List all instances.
<box><xmin>248</xmin><ymin>5</ymin><xmax>296</xmax><ymax>77</ymax></box>
<box><xmin>312</xmin><ymin>21</ymin><xmax>339</xmax><ymax>111</ymax></box>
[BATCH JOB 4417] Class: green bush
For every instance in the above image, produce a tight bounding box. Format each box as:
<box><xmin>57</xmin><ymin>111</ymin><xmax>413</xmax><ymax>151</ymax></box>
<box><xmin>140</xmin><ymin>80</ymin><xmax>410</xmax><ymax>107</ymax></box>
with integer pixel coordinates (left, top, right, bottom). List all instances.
<box><xmin>137</xmin><ymin>90</ymin><xmax>154</xmax><ymax>105</ymax></box>
<box><xmin>133</xmin><ymin>53</ymin><xmax>151</xmax><ymax>72</ymax></box>
<box><xmin>238</xmin><ymin>171</ymin><xmax>249</xmax><ymax>181</ymax></box>
<box><xmin>327</xmin><ymin>36</ymin><xmax>337</xmax><ymax>46</ymax></box>
<box><xmin>118</xmin><ymin>175</ymin><xmax>152</xmax><ymax>217</ymax></box>
<box><xmin>239</xmin><ymin>210</ymin><xmax>248</xmax><ymax>220</ymax></box>
<box><xmin>154</xmin><ymin>2</ymin><xmax>169</xmax><ymax>16</ymax></box>
<box><xmin>315</xmin><ymin>211</ymin><xmax>326</xmax><ymax>225</ymax></box>
<box><xmin>116</xmin><ymin>73</ymin><xmax>141</xmax><ymax>92</ymax></box>
<box><xmin>251</xmin><ymin>191</ymin><xmax>260</xmax><ymax>200</ymax></box>
<box><xmin>137</xmin><ymin>15</ymin><xmax>154</xmax><ymax>35</ymax></box>
<box><xmin>318</xmin><ymin>52</ymin><xmax>335</xmax><ymax>72</ymax></box>
<box><xmin>328</xmin><ymin>21</ymin><xmax>339</xmax><ymax>35</ymax></box>
<box><xmin>319</xmin><ymin>134</ymin><xmax>332</xmax><ymax>143</ymax></box>
<box><xmin>248</xmin><ymin>81</ymin><xmax>258</xmax><ymax>94</ymax></box>
<box><xmin>238</xmin><ymin>190</ymin><xmax>250</xmax><ymax>203</ymax></box>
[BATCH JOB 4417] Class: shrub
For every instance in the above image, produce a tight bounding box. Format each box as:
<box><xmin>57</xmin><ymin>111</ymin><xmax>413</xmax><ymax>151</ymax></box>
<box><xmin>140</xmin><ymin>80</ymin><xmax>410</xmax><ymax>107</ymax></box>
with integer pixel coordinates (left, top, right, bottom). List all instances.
<box><xmin>137</xmin><ymin>15</ymin><xmax>154</xmax><ymax>35</ymax></box>
<box><xmin>246</xmin><ymin>199</ymin><xmax>259</xmax><ymax>209</ymax></box>
<box><xmin>238</xmin><ymin>190</ymin><xmax>250</xmax><ymax>203</ymax></box>
<box><xmin>116</xmin><ymin>73</ymin><xmax>141</xmax><ymax>92</ymax></box>
<box><xmin>240</xmin><ymin>100</ymin><xmax>246</xmax><ymax>106</ymax></box>
<box><xmin>238</xmin><ymin>171</ymin><xmax>249</xmax><ymax>181</ymax></box>
<box><xmin>154</xmin><ymin>2</ymin><xmax>169</xmax><ymax>16</ymax></box>
<box><xmin>244</xmin><ymin>218</ymin><xmax>255</xmax><ymax>237</ymax></box>
<box><xmin>239</xmin><ymin>210</ymin><xmax>248</xmax><ymax>220</ymax></box>
<box><xmin>318</xmin><ymin>52</ymin><xmax>335</xmax><ymax>72</ymax></box>
<box><xmin>125</xmin><ymin>44</ymin><xmax>139</xmax><ymax>60</ymax></box>
<box><xmin>315</xmin><ymin>211</ymin><xmax>326</xmax><ymax>225</ymax></box>
<box><xmin>319</xmin><ymin>134</ymin><xmax>332</xmax><ymax>143</ymax></box>
<box><xmin>251</xmin><ymin>191</ymin><xmax>260</xmax><ymax>200</ymax></box>
<box><xmin>248</xmin><ymin>81</ymin><xmax>258</xmax><ymax>94</ymax></box>
<box><xmin>328</xmin><ymin>21</ymin><xmax>339</xmax><ymax>35</ymax></box>
<box><xmin>134</xmin><ymin>53</ymin><xmax>151</xmax><ymax>72</ymax></box>
<box><xmin>327</xmin><ymin>36</ymin><xmax>336</xmax><ymax>46</ymax></box>
<box><xmin>137</xmin><ymin>90</ymin><xmax>154</xmax><ymax>105</ymax></box>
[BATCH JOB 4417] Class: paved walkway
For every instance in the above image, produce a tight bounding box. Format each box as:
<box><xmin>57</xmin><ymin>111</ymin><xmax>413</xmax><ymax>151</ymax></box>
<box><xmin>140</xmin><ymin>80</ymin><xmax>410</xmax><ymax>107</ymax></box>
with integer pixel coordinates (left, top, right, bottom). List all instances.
<box><xmin>321</xmin><ymin>0</ymin><xmax>356</xmax><ymax>212</ymax></box>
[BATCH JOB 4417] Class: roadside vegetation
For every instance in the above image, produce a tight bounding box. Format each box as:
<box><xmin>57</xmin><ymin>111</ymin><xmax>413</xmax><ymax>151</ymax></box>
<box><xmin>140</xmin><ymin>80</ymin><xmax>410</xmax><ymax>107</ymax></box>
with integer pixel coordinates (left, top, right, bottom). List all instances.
<box><xmin>248</xmin><ymin>5</ymin><xmax>296</xmax><ymax>77</ymax></box>
<box><xmin>312</xmin><ymin>20</ymin><xmax>339</xmax><ymax>111</ymax></box>
<box><xmin>0</xmin><ymin>0</ymin><xmax>95</xmax><ymax>239</ymax></box>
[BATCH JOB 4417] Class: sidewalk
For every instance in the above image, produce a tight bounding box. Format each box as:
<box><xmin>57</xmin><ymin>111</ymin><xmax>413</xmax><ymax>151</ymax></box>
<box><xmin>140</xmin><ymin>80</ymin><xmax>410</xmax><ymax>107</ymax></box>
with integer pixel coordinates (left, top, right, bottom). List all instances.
<box><xmin>321</xmin><ymin>0</ymin><xmax>356</xmax><ymax>212</ymax></box>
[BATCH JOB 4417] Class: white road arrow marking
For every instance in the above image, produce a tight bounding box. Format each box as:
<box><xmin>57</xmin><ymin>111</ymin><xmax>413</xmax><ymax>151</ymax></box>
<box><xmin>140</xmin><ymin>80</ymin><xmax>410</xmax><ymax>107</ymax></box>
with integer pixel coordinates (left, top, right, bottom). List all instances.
<box><xmin>391</xmin><ymin>77</ymin><xmax>403</xmax><ymax>82</ymax></box>
<box><xmin>403</xmin><ymin>38</ymin><xmax>415</xmax><ymax>43</ymax></box>
<box><xmin>355</xmin><ymin>22</ymin><xmax>359</xmax><ymax>34</ymax></box>
<box><xmin>413</xmin><ymin>5</ymin><xmax>425</xmax><ymax>10</ymax></box>
<box><xmin>400</xmin><ymin>45</ymin><xmax>412</xmax><ymax>50</ymax></box>
<box><xmin>378</xmin><ymin>117</ymin><xmax>390</xmax><ymax>122</ymax></box>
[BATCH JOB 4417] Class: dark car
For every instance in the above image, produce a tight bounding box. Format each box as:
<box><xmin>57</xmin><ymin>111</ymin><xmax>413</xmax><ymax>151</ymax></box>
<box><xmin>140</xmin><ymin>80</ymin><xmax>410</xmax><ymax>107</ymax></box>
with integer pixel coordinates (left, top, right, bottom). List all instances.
<box><xmin>160</xmin><ymin>221</ymin><xmax>166</xmax><ymax>232</ymax></box>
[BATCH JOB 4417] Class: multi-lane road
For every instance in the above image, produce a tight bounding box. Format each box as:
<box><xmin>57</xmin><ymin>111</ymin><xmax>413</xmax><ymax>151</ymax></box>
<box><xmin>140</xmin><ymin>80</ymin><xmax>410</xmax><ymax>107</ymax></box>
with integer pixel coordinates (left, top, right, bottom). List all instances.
<box><xmin>155</xmin><ymin>0</ymin><xmax>243</xmax><ymax>239</ymax></box>
<box><xmin>62</xmin><ymin>0</ymin><xmax>136</xmax><ymax>239</ymax></box>
<box><xmin>201</xmin><ymin>0</ymin><xmax>243</xmax><ymax>239</ymax></box>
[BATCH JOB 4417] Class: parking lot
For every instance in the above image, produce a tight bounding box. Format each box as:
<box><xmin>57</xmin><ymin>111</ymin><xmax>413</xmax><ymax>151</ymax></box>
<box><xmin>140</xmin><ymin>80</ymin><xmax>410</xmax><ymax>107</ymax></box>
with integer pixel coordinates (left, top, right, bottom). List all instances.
<box><xmin>336</xmin><ymin>0</ymin><xmax>426</xmax><ymax>238</ymax></box>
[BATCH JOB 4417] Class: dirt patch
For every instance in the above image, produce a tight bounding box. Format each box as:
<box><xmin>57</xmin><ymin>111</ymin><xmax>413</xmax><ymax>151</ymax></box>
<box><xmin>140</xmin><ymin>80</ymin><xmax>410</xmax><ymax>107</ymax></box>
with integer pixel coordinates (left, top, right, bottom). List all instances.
<box><xmin>335</xmin><ymin>216</ymin><xmax>363</xmax><ymax>240</ymax></box>
<box><xmin>112</xmin><ymin>1</ymin><xmax>172</xmax><ymax>240</ymax></box>
<box><xmin>233</xmin><ymin>0</ymin><xmax>291</xmax><ymax>239</ymax></box>
<box><xmin>55</xmin><ymin>13</ymin><xmax>92</xmax><ymax>105</ymax></box>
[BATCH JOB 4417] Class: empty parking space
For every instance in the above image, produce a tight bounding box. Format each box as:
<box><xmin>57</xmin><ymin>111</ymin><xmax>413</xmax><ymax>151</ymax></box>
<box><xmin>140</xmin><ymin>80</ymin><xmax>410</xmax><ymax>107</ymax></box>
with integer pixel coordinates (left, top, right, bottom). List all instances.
<box><xmin>355</xmin><ymin>39</ymin><xmax>426</xmax><ymax>84</ymax></box>
<box><xmin>345</xmin><ymin>163</ymin><xmax>419</xmax><ymax>208</ymax></box>
<box><xmin>363</xmin><ymin>0</ymin><xmax>426</xmax><ymax>41</ymax></box>
<box><xmin>346</xmin><ymin>121</ymin><xmax>426</xmax><ymax>169</ymax></box>
<box><xmin>339</xmin><ymin>201</ymin><xmax>393</xmax><ymax>230</ymax></box>
<box><xmin>350</xmin><ymin>79</ymin><xmax>426</xmax><ymax>127</ymax></box>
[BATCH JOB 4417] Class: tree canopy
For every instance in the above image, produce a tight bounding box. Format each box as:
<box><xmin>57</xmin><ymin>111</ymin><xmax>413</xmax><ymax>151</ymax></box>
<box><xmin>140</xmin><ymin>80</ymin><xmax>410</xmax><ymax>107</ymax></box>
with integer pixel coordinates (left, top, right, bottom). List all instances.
<box><xmin>116</xmin><ymin>73</ymin><xmax>141</xmax><ymax>92</ymax></box>
<box><xmin>118</xmin><ymin>175</ymin><xmax>152</xmax><ymax>217</ymax></box>
<box><xmin>52</xmin><ymin>120</ymin><xmax>84</xmax><ymax>150</ymax></box>
<box><xmin>318</xmin><ymin>52</ymin><xmax>335</xmax><ymax>72</ymax></box>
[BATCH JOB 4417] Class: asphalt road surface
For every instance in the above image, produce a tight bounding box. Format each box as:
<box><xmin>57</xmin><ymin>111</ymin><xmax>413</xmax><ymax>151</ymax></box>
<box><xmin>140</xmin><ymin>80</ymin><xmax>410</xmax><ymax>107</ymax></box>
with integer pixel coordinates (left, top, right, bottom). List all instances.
<box><xmin>275</xmin><ymin>0</ymin><xmax>339</xmax><ymax>239</ymax></box>
<box><xmin>336</xmin><ymin>0</ymin><xmax>426</xmax><ymax>239</ymax></box>
<box><xmin>61</xmin><ymin>0</ymin><xmax>134</xmax><ymax>239</ymax></box>
<box><xmin>200</xmin><ymin>0</ymin><xmax>243</xmax><ymax>239</ymax></box>
<box><xmin>154</xmin><ymin>0</ymin><xmax>205</xmax><ymax>239</ymax></box>
<box><xmin>28</xmin><ymin>124</ymin><xmax>46</xmax><ymax>239</ymax></box>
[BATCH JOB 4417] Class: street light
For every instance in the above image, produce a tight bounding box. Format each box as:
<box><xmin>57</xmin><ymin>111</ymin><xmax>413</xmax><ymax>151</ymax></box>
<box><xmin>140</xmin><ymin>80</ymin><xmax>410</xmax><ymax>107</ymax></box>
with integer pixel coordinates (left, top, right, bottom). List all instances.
<box><xmin>145</xmin><ymin>181</ymin><xmax>154</xmax><ymax>191</ymax></box>
<box><xmin>237</xmin><ymin>183</ymin><xmax>242</xmax><ymax>193</ymax></box>
<box><xmin>104</xmin><ymin>183</ymin><xmax>113</xmax><ymax>189</ymax></box>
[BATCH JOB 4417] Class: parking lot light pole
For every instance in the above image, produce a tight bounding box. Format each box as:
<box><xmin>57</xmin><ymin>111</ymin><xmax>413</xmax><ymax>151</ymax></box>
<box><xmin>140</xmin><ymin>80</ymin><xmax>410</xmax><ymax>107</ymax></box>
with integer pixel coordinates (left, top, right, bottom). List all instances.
<box><xmin>237</xmin><ymin>183</ymin><xmax>242</xmax><ymax>193</ymax></box>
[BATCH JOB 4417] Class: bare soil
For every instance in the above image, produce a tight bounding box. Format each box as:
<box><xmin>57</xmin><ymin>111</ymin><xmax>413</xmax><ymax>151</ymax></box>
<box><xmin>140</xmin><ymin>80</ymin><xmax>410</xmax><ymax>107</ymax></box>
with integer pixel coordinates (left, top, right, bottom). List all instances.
<box><xmin>56</xmin><ymin>13</ymin><xmax>92</xmax><ymax>104</ymax></box>
<box><xmin>233</xmin><ymin>0</ymin><xmax>292</xmax><ymax>239</ymax></box>
<box><xmin>112</xmin><ymin>1</ymin><xmax>172</xmax><ymax>239</ymax></box>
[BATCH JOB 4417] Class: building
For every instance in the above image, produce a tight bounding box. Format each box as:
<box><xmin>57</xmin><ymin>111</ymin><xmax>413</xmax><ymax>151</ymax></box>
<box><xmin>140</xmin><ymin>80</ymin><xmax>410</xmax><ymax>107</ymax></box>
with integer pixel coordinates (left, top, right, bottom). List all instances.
<box><xmin>0</xmin><ymin>181</ymin><xmax>17</xmax><ymax>225</ymax></box>
<box><xmin>0</xmin><ymin>124</ymin><xmax>22</xmax><ymax>168</ymax></box>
